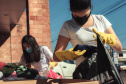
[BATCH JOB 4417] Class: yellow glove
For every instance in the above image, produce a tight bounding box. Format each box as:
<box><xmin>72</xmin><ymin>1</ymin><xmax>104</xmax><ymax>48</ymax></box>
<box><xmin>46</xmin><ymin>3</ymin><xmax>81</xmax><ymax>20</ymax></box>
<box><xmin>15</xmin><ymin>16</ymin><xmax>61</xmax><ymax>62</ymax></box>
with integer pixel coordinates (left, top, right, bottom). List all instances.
<box><xmin>49</xmin><ymin>62</ymin><xmax>56</xmax><ymax>68</ymax></box>
<box><xmin>93</xmin><ymin>28</ymin><xmax>116</xmax><ymax>47</ymax></box>
<box><xmin>55</xmin><ymin>48</ymin><xmax>86</xmax><ymax>61</ymax></box>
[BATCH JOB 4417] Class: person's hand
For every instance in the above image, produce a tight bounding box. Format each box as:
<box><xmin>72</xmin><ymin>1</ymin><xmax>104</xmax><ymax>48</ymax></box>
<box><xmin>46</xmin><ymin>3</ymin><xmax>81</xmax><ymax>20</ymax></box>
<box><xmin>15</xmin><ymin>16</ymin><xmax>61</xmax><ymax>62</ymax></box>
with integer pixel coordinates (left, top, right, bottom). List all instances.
<box><xmin>93</xmin><ymin>28</ymin><xmax>116</xmax><ymax>47</ymax></box>
<box><xmin>31</xmin><ymin>65</ymin><xmax>34</xmax><ymax>69</ymax></box>
<box><xmin>55</xmin><ymin>48</ymin><xmax>86</xmax><ymax>61</ymax></box>
<box><xmin>49</xmin><ymin>62</ymin><xmax>56</xmax><ymax>68</ymax></box>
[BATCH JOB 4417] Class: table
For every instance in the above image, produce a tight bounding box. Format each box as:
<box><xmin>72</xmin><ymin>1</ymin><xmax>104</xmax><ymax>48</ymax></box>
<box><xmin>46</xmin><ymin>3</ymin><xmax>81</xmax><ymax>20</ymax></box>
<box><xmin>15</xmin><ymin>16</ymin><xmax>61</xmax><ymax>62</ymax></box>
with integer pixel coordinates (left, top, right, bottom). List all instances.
<box><xmin>0</xmin><ymin>79</ymin><xmax>99</xmax><ymax>84</ymax></box>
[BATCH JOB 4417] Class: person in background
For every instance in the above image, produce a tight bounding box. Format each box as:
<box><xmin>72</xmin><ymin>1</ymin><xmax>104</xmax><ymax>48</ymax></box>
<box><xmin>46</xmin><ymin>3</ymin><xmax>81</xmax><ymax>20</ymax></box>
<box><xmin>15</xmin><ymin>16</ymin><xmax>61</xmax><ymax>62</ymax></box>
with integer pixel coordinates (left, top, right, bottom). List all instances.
<box><xmin>18</xmin><ymin>35</ymin><xmax>58</xmax><ymax>76</ymax></box>
<box><xmin>53</xmin><ymin>0</ymin><xmax>122</xmax><ymax>67</ymax></box>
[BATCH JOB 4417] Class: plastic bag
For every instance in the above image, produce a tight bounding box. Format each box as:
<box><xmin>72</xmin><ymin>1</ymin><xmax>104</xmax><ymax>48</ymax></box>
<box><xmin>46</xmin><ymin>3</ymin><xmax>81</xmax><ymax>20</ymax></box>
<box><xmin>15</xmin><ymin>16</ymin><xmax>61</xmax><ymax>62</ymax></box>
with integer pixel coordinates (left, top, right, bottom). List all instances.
<box><xmin>43</xmin><ymin>64</ymin><xmax>62</xmax><ymax>79</ymax></box>
<box><xmin>46</xmin><ymin>69</ymin><xmax>62</xmax><ymax>79</ymax></box>
<box><xmin>73</xmin><ymin>34</ymin><xmax>124</xmax><ymax>84</ymax></box>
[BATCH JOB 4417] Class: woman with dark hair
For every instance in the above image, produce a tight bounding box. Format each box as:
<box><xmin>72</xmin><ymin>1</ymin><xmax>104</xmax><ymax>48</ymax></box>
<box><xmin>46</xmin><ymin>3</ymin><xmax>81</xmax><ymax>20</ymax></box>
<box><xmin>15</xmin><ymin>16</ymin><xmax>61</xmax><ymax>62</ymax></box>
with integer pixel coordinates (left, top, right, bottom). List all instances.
<box><xmin>53</xmin><ymin>0</ymin><xmax>122</xmax><ymax>65</ymax></box>
<box><xmin>18</xmin><ymin>35</ymin><xmax>58</xmax><ymax>76</ymax></box>
<box><xmin>53</xmin><ymin>0</ymin><xmax>122</xmax><ymax>82</ymax></box>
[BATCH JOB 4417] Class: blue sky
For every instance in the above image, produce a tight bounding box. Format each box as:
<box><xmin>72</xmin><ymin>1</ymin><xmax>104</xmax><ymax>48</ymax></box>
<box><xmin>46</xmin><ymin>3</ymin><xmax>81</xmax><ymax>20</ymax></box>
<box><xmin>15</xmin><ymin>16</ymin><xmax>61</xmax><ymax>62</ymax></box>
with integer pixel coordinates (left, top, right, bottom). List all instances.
<box><xmin>49</xmin><ymin>0</ymin><xmax>126</xmax><ymax>52</ymax></box>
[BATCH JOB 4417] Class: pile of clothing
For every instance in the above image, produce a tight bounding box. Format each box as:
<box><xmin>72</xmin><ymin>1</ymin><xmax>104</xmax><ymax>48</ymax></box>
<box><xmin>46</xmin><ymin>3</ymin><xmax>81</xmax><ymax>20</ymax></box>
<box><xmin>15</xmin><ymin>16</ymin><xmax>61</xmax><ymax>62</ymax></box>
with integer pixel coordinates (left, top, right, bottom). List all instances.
<box><xmin>0</xmin><ymin>63</ymin><xmax>47</xmax><ymax>80</ymax></box>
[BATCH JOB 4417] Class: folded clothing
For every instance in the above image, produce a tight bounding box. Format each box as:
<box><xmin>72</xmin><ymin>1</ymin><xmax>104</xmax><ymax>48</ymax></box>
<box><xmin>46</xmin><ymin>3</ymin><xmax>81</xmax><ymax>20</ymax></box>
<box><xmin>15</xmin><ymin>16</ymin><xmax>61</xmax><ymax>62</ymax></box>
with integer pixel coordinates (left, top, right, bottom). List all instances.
<box><xmin>1</xmin><ymin>63</ymin><xmax>19</xmax><ymax>77</ymax></box>
<box><xmin>24</xmin><ymin>68</ymin><xmax>39</xmax><ymax>79</ymax></box>
<box><xmin>16</xmin><ymin>65</ymin><xmax>40</xmax><ymax>79</ymax></box>
<box><xmin>0</xmin><ymin>62</ymin><xmax>7</xmax><ymax>70</ymax></box>
<box><xmin>16</xmin><ymin>65</ymin><xmax>27</xmax><ymax>77</ymax></box>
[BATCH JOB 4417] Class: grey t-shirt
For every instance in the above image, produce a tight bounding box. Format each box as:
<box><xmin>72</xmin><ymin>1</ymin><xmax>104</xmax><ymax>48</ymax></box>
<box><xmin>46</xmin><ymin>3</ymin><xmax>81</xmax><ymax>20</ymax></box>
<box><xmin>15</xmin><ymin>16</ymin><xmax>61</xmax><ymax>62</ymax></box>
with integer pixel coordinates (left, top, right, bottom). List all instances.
<box><xmin>59</xmin><ymin>15</ymin><xmax>112</xmax><ymax>66</ymax></box>
<box><xmin>19</xmin><ymin>46</ymin><xmax>53</xmax><ymax>72</ymax></box>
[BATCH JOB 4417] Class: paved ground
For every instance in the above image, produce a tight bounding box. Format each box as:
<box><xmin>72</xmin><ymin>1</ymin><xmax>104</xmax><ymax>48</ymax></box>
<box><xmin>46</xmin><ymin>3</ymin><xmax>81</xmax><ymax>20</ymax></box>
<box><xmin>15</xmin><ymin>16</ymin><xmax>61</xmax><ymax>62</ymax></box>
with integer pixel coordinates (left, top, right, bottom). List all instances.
<box><xmin>120</xmin><ymin>71</ymin><xmax>126</xmax><ymax>84</ymax></box>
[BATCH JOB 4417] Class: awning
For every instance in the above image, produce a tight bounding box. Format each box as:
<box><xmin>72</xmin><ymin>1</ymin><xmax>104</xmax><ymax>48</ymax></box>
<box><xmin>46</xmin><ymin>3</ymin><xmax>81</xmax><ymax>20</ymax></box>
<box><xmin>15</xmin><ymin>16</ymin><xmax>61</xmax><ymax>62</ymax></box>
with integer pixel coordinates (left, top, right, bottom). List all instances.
<box><xmin>0</xmin><ymin>0</ymin><xmax>26</xmax><ymax>33</ymax></box>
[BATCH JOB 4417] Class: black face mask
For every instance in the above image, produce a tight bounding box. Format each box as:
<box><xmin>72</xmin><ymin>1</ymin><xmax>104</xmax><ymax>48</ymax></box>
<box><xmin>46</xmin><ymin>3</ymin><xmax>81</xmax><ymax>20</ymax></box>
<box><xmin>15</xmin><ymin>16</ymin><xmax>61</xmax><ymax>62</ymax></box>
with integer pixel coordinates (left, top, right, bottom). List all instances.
<box><xmin>72</xmin><ymin>12</ymin><xmax>91</xmax><ymax>25</ymax></box>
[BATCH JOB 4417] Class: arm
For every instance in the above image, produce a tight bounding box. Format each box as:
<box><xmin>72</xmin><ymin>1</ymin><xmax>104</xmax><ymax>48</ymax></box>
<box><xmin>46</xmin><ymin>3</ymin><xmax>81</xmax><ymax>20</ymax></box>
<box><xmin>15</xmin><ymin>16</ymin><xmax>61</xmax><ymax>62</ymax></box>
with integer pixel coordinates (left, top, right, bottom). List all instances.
<box><xmin>49</xmin><ymin>58</ymin><xmax>58</xmax><ymax>67</ymax></box>
<box><xmin>50</xmin><ymin>58</ymin><xmax>58</xmax><ymax>66</ymax></box>
<box><xmin>18</xmin><ymin>55</ymin><xmax>31</xmax><ymax>67</ymax></box>
<box><xmin>43</xmin><ymin>46</ymin><xmax>58</xmax><ymax>66</ymax></box>
<box><xmin>53</xmin><ymin>35</ymin><xmax>70</xmax><ymax>61</ymax></box>
<box><xmin>105</xmin><ymin>26</ymin><xmax>122</xmax><ymax>52</ymax></box>
<box><xmin>18</xmin><ymin>63</ymin><xmax>31</xmax><ymax>68</ymax></box>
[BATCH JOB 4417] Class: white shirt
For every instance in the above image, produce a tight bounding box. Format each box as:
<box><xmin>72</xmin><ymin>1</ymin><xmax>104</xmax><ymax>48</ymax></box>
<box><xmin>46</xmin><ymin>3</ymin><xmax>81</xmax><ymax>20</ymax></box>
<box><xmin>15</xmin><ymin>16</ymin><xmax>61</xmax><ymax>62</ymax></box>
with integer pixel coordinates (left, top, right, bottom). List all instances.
<box><xmin>59</xmin><ymin>15</ymin><xmax>112</xmax><ymax>66</ymax></box>
<box><xmin>19</xmin><ymin>46</ymin><xmax>53</xmax><ymax>72</ymax></box>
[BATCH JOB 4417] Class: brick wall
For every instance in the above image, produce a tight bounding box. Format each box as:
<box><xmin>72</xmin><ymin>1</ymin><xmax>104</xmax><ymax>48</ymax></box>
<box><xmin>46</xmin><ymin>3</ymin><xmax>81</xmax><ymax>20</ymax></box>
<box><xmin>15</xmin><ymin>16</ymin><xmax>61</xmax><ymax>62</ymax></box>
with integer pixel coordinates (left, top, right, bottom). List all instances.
<box><xmin>0</xmin><ymin>0</ymin><xmax>51</xmax><ymax>63</ymax></box>
<box><xmin>29</xmin><ymin>0</ymin><xmax>51</xmax><ymax>49</ymax></box>
<box><xmin>11</xmin><ymin>12</ymin><xmax>27</xmax><ymax>63</ymax></box>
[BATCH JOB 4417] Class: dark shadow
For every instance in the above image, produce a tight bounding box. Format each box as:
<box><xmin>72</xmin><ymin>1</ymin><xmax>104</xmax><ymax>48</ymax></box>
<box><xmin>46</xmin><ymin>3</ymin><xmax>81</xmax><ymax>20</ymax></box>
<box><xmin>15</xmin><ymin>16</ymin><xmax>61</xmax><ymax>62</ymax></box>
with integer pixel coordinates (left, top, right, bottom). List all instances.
<box><xmin>0</xmin><ymin>33</ymin><xmax>10</xmax><ymax>47</ymax></box>
<box><xmin>10</xmin><ymin>24</ymin><xmax>16</xmax><ymax>31</ymax></box>
<box><xmin>0</xmin><ymin>0</ymin><xmax>26</xmax><ymax>46</ymax></box>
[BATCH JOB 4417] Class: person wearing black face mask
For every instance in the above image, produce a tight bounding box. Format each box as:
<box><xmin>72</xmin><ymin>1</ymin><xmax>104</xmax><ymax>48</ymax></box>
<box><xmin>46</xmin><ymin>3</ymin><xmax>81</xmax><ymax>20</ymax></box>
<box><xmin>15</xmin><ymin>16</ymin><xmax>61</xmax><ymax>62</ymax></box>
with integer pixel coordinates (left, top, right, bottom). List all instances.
<box><xmin>72</xmin><ymin>12</ymin><xmax>91</xmax><ymax>25</ymax></box>
<box><xmin>53</xmin><ymin>0</ymin><xmax>122</xmax><ymax>81</ymax></box>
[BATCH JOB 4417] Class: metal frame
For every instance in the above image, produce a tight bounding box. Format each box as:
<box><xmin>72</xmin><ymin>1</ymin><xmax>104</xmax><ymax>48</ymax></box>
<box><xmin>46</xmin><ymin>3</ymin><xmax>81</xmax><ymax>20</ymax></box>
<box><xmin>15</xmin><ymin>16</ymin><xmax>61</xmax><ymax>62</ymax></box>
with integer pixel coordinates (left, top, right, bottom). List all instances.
<box><xmin>26</xmin><ymin>0</ymin><xmax>30</xmax><ymax>35</ymax></box>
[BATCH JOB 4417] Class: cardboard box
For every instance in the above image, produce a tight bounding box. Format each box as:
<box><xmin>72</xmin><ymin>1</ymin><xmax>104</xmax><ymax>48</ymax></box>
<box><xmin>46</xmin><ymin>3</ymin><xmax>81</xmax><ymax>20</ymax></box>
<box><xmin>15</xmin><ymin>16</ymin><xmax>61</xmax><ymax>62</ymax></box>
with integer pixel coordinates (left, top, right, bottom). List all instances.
<box><xmin>0</xmin><ymin>79</ymin><xmax>99</xmax><ymax>84</ymax></box>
